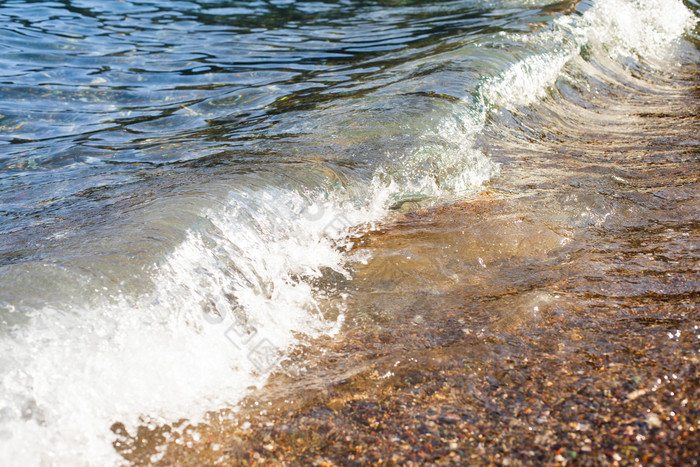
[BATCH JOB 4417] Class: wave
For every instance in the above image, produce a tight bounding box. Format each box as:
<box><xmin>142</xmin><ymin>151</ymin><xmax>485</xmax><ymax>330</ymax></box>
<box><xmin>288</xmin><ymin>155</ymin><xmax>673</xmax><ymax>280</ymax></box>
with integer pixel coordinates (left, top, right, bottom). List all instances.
<box><xmin>0</xmin><ymin>0</ymin><xmax>696</xmax><ymax>464</ymax></box>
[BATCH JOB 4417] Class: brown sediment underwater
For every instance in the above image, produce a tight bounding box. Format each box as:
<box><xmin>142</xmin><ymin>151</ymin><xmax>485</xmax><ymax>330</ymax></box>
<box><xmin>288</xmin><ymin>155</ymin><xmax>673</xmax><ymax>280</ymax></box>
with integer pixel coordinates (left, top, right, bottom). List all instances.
<box><xmin>113</xmin><ymin>66</ymin><xmax>699</xmax><ymax>466</ymax></box>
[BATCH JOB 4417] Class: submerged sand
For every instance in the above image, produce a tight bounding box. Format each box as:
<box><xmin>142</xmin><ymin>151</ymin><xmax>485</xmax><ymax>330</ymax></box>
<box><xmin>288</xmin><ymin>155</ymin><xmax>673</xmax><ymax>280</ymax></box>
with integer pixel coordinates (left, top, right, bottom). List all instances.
<box><xmin>114</xmin><ymin>66</ymin><xmax>699</xmax><ymax>466</ymax></box>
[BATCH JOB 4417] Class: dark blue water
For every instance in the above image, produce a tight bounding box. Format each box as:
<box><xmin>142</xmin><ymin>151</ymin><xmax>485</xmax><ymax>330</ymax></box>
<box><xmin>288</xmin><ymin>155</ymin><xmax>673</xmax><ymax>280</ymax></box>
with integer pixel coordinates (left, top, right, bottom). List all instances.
<box><xmin>0</xmin><ymin>0</ymin><xmax>697</xmax><ymax>464</ymax></box>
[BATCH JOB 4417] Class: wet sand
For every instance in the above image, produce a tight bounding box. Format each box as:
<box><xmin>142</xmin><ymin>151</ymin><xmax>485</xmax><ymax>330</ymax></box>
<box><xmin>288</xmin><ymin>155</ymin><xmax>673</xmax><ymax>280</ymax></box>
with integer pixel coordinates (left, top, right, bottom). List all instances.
<box><xmin>114</xmin><ymin>66</ymin><xmax>699</xmax><ymax>465</ymax></box>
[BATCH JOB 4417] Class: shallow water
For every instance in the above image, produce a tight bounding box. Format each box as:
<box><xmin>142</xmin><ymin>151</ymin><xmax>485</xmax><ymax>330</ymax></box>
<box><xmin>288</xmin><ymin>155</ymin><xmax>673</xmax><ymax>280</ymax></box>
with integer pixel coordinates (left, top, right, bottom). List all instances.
<box><xmin>0</xmin><ymin>0</ymin><xmax>698</xmax><ymax>464</ymax></box>
<box><xmin>114</xmin><ymin>62</ymin><xmax>699</xmax><ymax>463</ymax></box>
<box><xmin>117</xmin><ymin>57</ymin><xmax>700</xmax><ymax>465</ymax></box>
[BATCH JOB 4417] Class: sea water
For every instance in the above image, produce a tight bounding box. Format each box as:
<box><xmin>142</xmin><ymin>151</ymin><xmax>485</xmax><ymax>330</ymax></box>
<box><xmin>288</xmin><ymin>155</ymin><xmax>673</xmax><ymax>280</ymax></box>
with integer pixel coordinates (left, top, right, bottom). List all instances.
<box><xmin>0</xmin><ymin>0</ymin><xmax>697</xmax><ymax>464</ymax></box>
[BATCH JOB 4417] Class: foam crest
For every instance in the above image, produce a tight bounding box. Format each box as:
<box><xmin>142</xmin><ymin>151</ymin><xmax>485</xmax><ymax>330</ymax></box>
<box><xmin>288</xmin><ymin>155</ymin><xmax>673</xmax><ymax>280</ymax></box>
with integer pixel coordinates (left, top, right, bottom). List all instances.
<box><xmin>480</xmin><ymin>0</ymin><xmax>695</xmax><ymax>112</ymax></box>
<box><xmin>0</xmin><ymin>184</ymin><xmax>400</xmax><ymax>466</ymax></box>
<box><xmin>482</xmin><ymin>51</ymin><xmax>572</xmax><ymax>110</ymax></box>
<box><xmin>575</xmin><ymin>0</ymin><xmax>697</xmax><ymax>61</ymax></box>
<box><xmin>377</xmin><ymin>106</ymin><xmax>497</xmax><ymax>200</ymax></box>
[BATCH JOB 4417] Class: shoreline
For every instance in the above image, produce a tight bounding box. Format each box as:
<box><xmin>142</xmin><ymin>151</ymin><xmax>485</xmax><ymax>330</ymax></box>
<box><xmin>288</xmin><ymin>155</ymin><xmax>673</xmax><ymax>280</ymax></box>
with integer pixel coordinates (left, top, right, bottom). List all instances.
<box><xmin>115</xmin><ymin>66</ymin><xmax>699</xmax><ymax>466</ymax></box>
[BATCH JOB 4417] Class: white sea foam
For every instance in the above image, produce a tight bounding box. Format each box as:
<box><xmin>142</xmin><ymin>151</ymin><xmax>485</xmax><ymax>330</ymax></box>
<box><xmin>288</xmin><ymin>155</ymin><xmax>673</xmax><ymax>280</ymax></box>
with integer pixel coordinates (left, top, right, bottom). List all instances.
<box><xmin>378</xmin><ymin>106</ymin><xmax>498</xmax><ymax>197</ymax></box>
<box><xmin>0</xmin><ymin>185</ymin><xmax>398</xmax><ymax>466</ymax></box>
<box><xmin>576</xmin><ymin>0</ymin><xmax>696</xmax><ymax>61</ymax></box>
<box><xmin>481</xmin><ymin>0</ymin><xmax>696</xmax><ymax>111</ymax></box>
<box><xmin>483</xmin><ymin>51</ymin><xmax>573</xmax><ymax>110</ymax></box>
